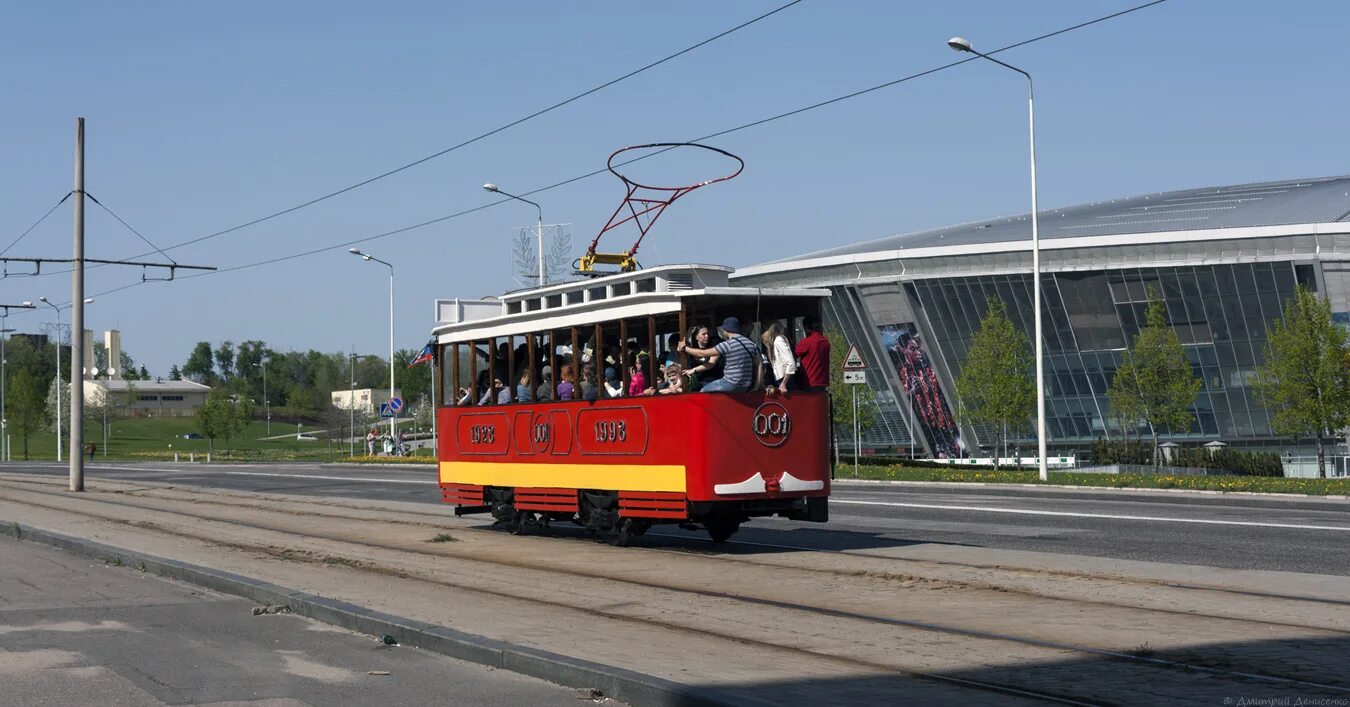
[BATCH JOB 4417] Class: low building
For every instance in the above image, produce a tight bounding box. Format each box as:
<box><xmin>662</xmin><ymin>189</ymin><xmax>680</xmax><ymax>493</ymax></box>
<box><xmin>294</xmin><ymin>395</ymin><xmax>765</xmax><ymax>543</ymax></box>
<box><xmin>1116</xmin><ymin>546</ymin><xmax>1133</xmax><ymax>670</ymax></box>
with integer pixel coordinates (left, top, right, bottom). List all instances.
<box><xmin>331</xmin><ymin>388</ymin><xmax>402</xmax><ymax>415</ymax></box>
<box><xmin>84</xmin><ymin>379</ymin><xmax>212</xmax><ymax>417</ymax></box>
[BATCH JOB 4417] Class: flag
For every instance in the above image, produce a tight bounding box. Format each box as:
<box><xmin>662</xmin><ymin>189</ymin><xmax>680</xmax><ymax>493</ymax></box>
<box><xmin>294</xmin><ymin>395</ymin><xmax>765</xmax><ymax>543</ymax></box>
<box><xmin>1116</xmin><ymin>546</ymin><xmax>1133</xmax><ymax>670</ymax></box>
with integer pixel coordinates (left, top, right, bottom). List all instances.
<box><xmin>408</xmin><ymin>340</ymin><xmax>434</xmax><ymax>368</ymax></box>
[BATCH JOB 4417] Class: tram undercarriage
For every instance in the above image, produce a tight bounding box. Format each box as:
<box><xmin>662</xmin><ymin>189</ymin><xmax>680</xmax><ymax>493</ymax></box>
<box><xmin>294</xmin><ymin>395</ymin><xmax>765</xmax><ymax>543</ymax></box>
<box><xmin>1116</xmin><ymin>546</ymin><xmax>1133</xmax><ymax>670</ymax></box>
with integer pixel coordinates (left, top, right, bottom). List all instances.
<box><xmin>453</xmin><ymin>486</ymin><xmax>827</xmax><ymax>546</ymax></box>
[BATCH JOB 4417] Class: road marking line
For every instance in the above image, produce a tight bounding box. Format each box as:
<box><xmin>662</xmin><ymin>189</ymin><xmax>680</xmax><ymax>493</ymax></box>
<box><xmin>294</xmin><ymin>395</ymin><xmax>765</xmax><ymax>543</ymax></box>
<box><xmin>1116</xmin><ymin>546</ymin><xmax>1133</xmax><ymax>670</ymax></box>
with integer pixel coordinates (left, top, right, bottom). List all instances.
<box><xmin>833</xmin><ymin>499</ymin><xmax>1350</xmax><ymax>532</ymax></box>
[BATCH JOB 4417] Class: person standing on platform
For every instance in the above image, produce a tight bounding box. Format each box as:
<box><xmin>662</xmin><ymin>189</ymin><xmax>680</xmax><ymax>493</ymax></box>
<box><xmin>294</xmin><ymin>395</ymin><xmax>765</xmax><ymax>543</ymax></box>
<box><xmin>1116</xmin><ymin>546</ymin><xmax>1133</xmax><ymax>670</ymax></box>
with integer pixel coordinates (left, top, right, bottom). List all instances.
<box><xmin>795</xmin><ymin>316</ymin><xmax>831</xmax><ymax>392</ymax></box>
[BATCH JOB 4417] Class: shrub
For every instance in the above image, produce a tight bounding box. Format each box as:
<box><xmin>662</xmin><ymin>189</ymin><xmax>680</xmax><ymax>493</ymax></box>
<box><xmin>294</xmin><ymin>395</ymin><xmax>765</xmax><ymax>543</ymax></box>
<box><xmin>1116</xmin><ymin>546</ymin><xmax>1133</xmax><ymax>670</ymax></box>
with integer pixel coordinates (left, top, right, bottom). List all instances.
<box><xmin>1089</xmin><ymin>438</ymin><xmax>1283</xmax><ymax>476</ymax></box>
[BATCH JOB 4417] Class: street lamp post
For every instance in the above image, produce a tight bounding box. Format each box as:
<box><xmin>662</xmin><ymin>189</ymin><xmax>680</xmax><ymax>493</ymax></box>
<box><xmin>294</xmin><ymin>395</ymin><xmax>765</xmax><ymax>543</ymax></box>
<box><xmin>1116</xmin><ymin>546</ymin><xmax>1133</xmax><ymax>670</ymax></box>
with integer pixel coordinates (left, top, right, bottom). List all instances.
<box><xmin>39</xmin><ymin>297</ymin><xmax>94</xmax><ymax>463</ymax></box>
<box><xmin>483</xmin><ymin>183</ymin><xmax>545</xmax><ymax>286</ymax></box>
<box><xmin>348</xmin><ymin>249</ymin><xmax>396</xmax><ymax>445</ymax></box>
<box><xmin>947</xmin><ymin>36</ymin><xmax>1047</xmax><ymax>481</ymax></box>
<box><xmin>0</xmin><ymin>301</ymin><xmax>36</xmax><ymax>462</ymax></box>
<box><xmin>0</xmin><ymin>326</ymin><xmax>12</xmax><ymax>462</ymax></box>
<box><xmin>260</xmin><ymin>354</ymin><xmax>270</xmax><ymax>436</ymax></box>
<box><xmin>38</xmin><ymin>298</ymin><xmax>64</xmax><ymax>462</ymax></box>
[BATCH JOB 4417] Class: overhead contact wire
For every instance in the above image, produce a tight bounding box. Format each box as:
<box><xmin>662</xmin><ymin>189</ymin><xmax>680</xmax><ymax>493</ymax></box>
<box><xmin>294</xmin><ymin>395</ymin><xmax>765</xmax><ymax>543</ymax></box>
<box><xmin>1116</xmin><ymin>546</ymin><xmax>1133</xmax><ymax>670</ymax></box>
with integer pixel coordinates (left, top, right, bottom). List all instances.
<box><xmin>84</xmin><ymin>0</ymin><xmax>1168</xmax><ymax>301</ymax></box>
<box><xmin>117</xmin><ymin>0</ymin><xmax>807</xmax><ymax>260</ymax></box>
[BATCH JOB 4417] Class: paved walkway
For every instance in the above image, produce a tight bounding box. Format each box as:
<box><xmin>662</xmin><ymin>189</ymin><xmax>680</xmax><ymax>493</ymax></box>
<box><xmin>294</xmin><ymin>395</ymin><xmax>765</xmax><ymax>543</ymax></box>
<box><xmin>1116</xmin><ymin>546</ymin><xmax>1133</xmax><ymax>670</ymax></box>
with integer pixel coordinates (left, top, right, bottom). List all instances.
<box><xmin>0</xmin><ymin>539</ymin><xmax>595</xmax><ymax>707</ymax></box>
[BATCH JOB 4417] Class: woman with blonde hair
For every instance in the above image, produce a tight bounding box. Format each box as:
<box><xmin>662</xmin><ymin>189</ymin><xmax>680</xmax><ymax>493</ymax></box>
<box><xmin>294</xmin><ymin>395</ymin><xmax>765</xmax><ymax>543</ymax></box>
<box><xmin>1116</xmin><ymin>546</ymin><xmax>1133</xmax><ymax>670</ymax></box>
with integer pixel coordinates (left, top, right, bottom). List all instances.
<box><xmin>761</xmin><ymin>321</ymin><xmax>797</xmax><ymax>395</ymax></box>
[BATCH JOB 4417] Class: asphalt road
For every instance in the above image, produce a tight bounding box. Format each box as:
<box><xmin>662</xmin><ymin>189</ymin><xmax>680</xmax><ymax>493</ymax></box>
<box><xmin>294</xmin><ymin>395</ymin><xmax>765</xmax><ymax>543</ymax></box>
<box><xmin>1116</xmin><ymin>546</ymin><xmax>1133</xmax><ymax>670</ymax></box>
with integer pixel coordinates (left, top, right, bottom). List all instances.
<box><xmin>4</xmin><ymin>461</ymin><xmax>1348</xmax><ymax>575</ymax></box>
<box><xmin>0</xmin><ymin>536</ymin><xmax>598</xmax><ymax>707</ymax></box>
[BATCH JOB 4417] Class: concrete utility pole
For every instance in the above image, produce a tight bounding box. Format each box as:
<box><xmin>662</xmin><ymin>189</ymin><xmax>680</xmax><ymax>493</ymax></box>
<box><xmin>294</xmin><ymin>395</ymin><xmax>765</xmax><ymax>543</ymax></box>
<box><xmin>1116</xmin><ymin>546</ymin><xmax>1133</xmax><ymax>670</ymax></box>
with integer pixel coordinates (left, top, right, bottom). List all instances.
<box><xmin>70</xmin><ymin>117</ymin><xmax>85</xmax><ymax>492</ymax></box>
<box><xmin>348</xmin><ymin>349</ymin><xmax>356</xmax><ymax>457</ymax></box>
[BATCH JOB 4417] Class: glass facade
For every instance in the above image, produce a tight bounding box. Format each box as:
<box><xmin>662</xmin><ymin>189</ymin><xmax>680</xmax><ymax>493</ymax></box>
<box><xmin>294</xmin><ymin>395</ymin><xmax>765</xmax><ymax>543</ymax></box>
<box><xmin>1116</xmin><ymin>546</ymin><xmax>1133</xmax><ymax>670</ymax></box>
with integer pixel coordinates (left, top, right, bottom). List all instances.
<box><xmin>813</xmin><ymin>260</ymin><xmax>1326</xmax><ymax>455</ymax></box>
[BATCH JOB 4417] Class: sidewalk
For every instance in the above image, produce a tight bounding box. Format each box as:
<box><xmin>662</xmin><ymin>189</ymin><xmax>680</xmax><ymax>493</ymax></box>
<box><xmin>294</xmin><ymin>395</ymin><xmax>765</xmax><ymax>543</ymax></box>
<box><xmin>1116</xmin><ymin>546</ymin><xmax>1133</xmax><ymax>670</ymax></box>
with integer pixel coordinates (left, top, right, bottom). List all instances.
<box><xmin>0</xmin><ymin>539</ymin><xmax>591</xmax><ymax>707</ymax></box>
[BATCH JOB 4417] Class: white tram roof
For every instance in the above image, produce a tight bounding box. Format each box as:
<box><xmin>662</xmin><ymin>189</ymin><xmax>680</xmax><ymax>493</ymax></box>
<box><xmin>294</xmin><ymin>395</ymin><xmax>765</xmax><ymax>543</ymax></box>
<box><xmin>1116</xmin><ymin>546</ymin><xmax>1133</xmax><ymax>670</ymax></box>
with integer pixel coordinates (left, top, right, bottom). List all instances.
<box><xmin>432</xmin><ymin>264</ymin><xmax>829</xmax><ymax>344</ymax></box>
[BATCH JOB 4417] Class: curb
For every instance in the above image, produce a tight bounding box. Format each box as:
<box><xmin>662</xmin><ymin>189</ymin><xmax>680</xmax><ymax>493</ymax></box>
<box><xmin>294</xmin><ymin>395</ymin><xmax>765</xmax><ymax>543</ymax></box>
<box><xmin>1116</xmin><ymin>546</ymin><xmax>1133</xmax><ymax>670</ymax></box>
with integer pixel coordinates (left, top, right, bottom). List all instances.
<box><xmin>831</xmin><ymin>478</ymin><xmax>1350</xmax><ymax>502</ymax></box>
<box><xmin>0</xmin><ymin>519</ymin><xmax>753</xmax><ymax>707</ymax></box>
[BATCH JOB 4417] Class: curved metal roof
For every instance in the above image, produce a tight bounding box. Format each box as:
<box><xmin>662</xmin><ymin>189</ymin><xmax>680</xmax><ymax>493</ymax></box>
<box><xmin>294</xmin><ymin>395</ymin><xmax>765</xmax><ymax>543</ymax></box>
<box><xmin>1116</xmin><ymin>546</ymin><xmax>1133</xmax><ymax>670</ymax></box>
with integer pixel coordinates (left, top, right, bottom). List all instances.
<box><xmin>776</xmin><ymin>175</ymin><xmax>1350</xmax><ymax>264</ymax></box>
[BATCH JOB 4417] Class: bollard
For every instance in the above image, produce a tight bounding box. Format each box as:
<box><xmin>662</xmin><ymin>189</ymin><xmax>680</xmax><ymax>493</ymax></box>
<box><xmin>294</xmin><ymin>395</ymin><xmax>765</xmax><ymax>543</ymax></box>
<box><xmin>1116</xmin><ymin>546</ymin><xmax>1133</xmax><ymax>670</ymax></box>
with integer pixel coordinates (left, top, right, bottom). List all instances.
<box><xmin>206</xmin><ymin>452</ymin><xmax>211</xmax><ymax>463</ymax></box>
<box><xmin>174</xmin><ymin>453</ymin><xmax>179</xmax><ymax>463</ymax></box>
<box><xmin>190</xmin><ymin>452</ymin><xmax>194</xmax><ymax>463</ymax></box>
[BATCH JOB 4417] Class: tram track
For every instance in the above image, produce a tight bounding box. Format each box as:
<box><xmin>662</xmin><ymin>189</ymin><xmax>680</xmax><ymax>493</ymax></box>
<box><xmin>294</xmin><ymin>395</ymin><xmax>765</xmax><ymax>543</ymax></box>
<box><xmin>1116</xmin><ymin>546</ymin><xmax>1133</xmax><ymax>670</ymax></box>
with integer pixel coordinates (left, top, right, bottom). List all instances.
<box><xmin>7</xmin><ymin>471</ymin><xmax>1346</xmax><ymax>634</ymax></box>
<box><xmin>1</xmin><ymin>477</ymin><xmax>1345</xmax><ymax>703</ymax></box>
<box><xmin>12</xmin><ymin>466</ymin><xmax>1346</xmax><ymax>610</ymax></box>
<box><xmin>0</xmin><ymin>487</ymin><xmax>1097</xmax><ymax>706</ymax></box>
<box><xmin>4</xmin><ymin>471</ymin><xmax>1347</xmax><ymax>640</ymax></box>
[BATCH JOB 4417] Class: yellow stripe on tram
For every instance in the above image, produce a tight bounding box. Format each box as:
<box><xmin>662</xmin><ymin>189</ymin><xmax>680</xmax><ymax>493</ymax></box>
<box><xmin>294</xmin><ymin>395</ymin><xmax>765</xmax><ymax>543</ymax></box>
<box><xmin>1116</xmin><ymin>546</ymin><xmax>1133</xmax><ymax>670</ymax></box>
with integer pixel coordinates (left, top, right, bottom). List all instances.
<box><xmin>440</xmin><ymin>461</ymin><xmax>686</xmax><ymax>494</ymax></box>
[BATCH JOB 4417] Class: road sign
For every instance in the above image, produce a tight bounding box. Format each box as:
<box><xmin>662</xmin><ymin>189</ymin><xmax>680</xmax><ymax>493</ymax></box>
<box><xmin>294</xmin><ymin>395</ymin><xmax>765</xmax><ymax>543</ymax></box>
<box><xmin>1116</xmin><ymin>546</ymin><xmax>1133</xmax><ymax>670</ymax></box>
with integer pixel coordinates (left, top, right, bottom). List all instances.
<box><xmin>842</xmin><ymin>343</ymin><xmax>866</xmax><ymax>370</ymax></box>
<box><xmin>378</xmin><ymin>402</ymin><xmax>395</xmax><ymax>418</ymax></box>
<box><xmin>843</xmin><ymin>371</ymin><xmax>867</xmax><ymax>385</ymax></box>
<box><xmin>388</xmin><ymin>397</ymin><xmax>404</xmax><ymax>413</ymax></box>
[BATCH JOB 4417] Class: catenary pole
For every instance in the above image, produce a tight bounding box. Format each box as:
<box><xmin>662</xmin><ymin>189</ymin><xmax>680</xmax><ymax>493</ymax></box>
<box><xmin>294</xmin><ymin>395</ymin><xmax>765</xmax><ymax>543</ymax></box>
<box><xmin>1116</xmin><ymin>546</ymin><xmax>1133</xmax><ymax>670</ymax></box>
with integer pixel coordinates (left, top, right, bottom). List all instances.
<box><xmin>69</xmin><ymin>117</ymin><xmax>85</xmax><ymax>492</ymax></box>
<box><xmin>353</xmin><ymin>348</ymin><xmax>359</xmax><ymax>458</ymax></box>
<box><xmin>389</xmin><ymin>266</ymin><xmax>396</xmax><ymax>442</ymax></box>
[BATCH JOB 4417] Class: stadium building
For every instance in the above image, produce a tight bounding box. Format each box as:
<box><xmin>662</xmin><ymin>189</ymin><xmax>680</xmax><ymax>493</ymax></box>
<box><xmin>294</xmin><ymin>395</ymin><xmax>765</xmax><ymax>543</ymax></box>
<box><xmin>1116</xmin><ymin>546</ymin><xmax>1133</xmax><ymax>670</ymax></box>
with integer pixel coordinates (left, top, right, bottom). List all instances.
<box><xmin>732</xmin><ymin>176</ymin><xmax>1350</xmax><ymax>458</ymax></box>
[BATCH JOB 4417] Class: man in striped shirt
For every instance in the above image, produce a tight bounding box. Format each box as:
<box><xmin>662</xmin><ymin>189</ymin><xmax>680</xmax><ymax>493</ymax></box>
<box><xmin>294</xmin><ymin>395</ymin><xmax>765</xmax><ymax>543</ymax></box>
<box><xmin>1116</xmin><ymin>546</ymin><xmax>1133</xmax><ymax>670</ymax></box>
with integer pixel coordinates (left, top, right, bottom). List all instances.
<box><xmin>679</xmin><ymin>317</ymin><xmax>757</xmax><ymax>393</ymax></box>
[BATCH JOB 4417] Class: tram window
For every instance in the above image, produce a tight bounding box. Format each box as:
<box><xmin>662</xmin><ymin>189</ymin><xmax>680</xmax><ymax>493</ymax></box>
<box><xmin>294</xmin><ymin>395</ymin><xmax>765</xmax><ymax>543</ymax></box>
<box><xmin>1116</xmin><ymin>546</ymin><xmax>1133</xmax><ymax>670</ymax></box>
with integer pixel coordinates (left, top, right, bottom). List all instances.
<box><xmin>612</xmin><ymin>281</ymin><xmax>631</xmax><ymax>297</ymax></box>
<box><xmin>546</xmin><ymin>293</ymin><xmax>563</xmax><ymax>309</ymax></box>
<box><xmin>534</xmin><ymin>332</ymin><xmax>553</xmax><ymax>401</ymax></box>
<box><xmin>475</xmin><ymin>338</ymin><xmax>508</xmax><ymax>406</ymax></box>
<box><xmin>598</xmin><ymin>322</ymin><xmax>623</xmax><ymax>397</ymax></box>
<box><xmin>634</xmin><ymin>277</ymin><xmax>656</xmax><ymax>294</ymax></box>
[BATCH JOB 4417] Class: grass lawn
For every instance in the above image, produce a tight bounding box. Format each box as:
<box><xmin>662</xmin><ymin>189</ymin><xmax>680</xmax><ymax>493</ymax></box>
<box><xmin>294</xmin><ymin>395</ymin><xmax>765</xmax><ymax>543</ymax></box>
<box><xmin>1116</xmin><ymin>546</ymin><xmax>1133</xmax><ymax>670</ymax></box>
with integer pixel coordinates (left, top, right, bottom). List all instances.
<box><xmin>7</xmin><ymin>417</ymin><xmax>349</xmax><ymax>462</ymax></box>
<box><xmin>835</xmin><ymin>464</ymin><xmax>1350</xmax><ymax>496</ymax></box>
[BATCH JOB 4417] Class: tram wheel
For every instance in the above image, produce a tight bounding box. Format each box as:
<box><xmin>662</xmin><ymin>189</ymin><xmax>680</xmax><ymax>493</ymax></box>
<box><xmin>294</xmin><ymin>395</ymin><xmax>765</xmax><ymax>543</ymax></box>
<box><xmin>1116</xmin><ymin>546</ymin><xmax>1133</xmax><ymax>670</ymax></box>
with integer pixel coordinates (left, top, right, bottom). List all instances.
<box><xmin>605</xmin><ymin>519</ymin><xmax>636</xmax><ymax>547</ymax></box>
<box><xmin>704</xmin><ymin>518</ymin><xmax>740</xmax><ymax>543</ymax></box>
<box><xmin>511</xmin><ymin>511</ymin><xmax>536</xmax><ymax>535</ymax></box>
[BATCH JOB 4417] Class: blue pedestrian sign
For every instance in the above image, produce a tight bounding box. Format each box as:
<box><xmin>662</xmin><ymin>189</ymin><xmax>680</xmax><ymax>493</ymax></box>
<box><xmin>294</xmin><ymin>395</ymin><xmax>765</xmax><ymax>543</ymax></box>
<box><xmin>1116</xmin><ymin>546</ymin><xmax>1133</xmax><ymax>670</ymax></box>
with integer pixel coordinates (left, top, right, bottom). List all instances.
<box><xmin>378</xmin><ymin>402</ymin><xmax>395</xmax><ymax>418</ymax></box>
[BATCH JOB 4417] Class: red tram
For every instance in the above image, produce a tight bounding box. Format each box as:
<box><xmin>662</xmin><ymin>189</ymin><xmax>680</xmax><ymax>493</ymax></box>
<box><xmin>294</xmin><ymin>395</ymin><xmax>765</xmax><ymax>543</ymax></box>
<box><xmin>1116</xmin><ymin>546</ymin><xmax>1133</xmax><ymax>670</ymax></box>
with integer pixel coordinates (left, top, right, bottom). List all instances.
<box><xmin>433</xmin><ymin>264</ymin><xmax>830</xmax><ymax>545</ymax></box>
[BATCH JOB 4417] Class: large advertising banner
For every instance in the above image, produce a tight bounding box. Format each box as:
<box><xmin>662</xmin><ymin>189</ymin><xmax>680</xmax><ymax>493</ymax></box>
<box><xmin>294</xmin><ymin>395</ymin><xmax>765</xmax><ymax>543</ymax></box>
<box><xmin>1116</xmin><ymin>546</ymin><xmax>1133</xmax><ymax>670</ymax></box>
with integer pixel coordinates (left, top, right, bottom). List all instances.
<box><xmin>876</xmin><ymin>323</ymin><xmax>966</xmax><ymax>459</ymax></box>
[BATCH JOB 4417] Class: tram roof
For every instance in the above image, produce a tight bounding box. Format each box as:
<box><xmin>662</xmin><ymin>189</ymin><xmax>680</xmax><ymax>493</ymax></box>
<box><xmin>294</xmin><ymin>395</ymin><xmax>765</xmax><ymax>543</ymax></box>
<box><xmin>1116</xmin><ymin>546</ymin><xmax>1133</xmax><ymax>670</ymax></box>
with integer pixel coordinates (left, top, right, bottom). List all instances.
<box><xmin>432</xmin><ymin>264</ymin><xmax>829</xmax><ymax>344</ymax></box>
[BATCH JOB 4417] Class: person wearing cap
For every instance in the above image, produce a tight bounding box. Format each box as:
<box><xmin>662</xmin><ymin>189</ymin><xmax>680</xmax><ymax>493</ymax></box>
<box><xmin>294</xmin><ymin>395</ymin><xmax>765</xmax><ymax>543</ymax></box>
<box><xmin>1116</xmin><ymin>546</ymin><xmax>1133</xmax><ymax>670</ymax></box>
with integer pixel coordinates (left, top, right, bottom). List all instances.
<box><xmin>678</xmin><ymin>317</ymin><xmax>757</xmax><ymax>393</ymax></box>
<box><xmin>603</xmin><ymin>366</ymin><xmax>624</xmax><ymax>398</ymax></box>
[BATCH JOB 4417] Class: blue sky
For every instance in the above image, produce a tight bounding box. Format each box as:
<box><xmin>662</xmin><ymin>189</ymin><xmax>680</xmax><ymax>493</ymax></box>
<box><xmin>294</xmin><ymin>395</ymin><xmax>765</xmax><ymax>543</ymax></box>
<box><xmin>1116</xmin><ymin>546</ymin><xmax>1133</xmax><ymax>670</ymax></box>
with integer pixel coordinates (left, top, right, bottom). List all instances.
<box><xmin>2</xmin><ymin>1</ymin><xmax>1347</xmax><ymax>375</ymax></box>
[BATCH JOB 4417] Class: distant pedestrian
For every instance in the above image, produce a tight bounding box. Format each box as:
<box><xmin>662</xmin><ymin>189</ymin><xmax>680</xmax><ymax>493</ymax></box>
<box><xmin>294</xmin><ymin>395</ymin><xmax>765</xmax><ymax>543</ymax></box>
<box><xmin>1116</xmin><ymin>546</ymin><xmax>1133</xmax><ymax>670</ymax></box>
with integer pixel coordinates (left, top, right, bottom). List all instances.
<box><xmin>86</xmin><ymin>441</ymin><xmax>96</xmax><ymax>460</ymax></box>
<box><xmin>366</xmin><ymin>429</ymin><xmax>377</xmax><ymax>456</ymax></box>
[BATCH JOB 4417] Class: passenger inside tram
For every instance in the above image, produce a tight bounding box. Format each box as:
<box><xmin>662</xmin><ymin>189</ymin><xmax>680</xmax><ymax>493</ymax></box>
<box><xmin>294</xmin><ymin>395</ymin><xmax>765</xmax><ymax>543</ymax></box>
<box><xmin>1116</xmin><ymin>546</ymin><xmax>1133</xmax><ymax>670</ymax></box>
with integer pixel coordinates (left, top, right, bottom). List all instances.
<box><xmin>442</xmin><ymin>295</ymin><xmax>824</xmax><ymax>406</ymax></box>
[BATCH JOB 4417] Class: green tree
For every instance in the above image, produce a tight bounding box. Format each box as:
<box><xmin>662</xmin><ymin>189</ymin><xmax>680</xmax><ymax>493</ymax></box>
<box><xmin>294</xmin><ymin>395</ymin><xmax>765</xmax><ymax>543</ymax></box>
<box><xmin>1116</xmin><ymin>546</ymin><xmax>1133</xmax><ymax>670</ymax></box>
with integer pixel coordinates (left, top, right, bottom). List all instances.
<box><xmin>954</xmin><ymin>298</ymin><xmax>1034</xmax><ymax>469</ymax></box>
<box><xmin>197</xmin><ymin>389</ymin><xmax>253</xmax><ymax>452</ymax></box>
<box><xmin>168</xmin><ymin>364</ymin><xmax>182</xmax><ymax>381</ymax></box>
<box><xmin>9</xmin><ymin>370</ymin><xmax>48</xmax><ymax>460</ymax></box>
<box><xmin>1256</xmin><ymin>284</ymin><xmax>1350</xmax><ymax>478</ymax></box>
<box><xmin>183</xmin><ymin>342</ymin><xmax>215</xmax><ymax>384</ymax></box>
<box><xmin>1107</xmin><ymin>292</ymin><xmax>1202</xmax><ymax>468</ymax></box>
<box><xmin>214</xmin><ymin>341</ymin><xmax>236</xmax><ymax>381</ymax></box>
<box><xmin>826</xmin><ymin>331</ymin><xmax>877</xmax><ymax>459</ymax></box>
<box><xmin>395</xmin><ymin>348</ymin><xmax>433</xmax><ymax>409</ymax></box>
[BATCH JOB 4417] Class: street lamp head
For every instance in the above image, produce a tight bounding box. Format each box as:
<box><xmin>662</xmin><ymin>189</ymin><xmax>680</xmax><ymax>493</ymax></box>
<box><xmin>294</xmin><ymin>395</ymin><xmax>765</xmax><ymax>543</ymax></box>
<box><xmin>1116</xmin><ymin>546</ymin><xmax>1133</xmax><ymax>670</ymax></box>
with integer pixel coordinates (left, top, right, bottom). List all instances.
<box><xmin>83</xmin><ymin>298</ymin><xmax>93</xmax><ymax>304</ymax></box>
<box><xmin>947</xmin><ymin>36</ymin><xmax>974</xmax><ymax>53</ymax></box>
<box><xmin>22</xmin><ymin>301</ymin><xmax>32</xmax><ymax>307</ymax></box>
<box><xmin>347</xmin><ymin>247</ymin><xmax>362</xmax><ymax>256</ymax></box>
<box><xmin>482</xmin><ymin>183</ymin><xmax>499</xmax><ymax>193</ymax></box>
<box><xmin>38</xmin><ymin>297</ymin><xmax>48</xmax><ymax>303</ymax></box>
